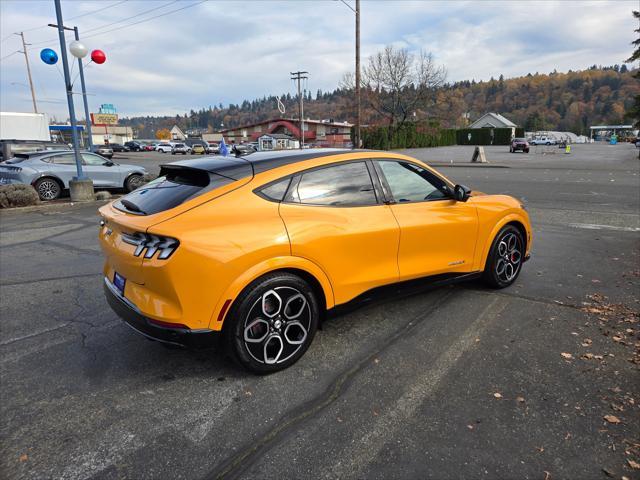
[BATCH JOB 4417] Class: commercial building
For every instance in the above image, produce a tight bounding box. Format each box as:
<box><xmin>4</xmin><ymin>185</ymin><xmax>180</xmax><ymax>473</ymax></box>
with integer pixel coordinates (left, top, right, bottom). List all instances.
<box><xmin>91</xmin><ymin>124</ymin><xmax>133</xmax><ymax>146</ymax></box>
<box><xmin>221</xmin><ymin>118</ymin><xmax>353</xmax><ymax>147</ymax></box>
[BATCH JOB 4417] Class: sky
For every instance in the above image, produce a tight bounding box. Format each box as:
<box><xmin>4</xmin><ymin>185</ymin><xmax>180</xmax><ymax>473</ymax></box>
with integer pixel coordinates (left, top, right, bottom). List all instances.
<box><xmin>0</xmin><ymin>0</ymin><xmax>637</xmax><ymax>120</ymax></box>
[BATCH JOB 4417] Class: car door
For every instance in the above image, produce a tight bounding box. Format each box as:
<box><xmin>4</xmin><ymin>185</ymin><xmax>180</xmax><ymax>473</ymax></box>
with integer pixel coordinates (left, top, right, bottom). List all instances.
<box><xmin>278</xmin><ymin>160</ymin><xmax>400</xmax><ymax>305</ymax></box>
<box><xmin>81</xmin><ymin>153</ymin><xmax>120</xmax><ymax>187</ymax></box>
<box><xmin>49</xmin><ymin>152</ymin><xmax>80</xmax><ymax>186</ymax></box>
<box><xmin>374</xmin><ymin>159</ymin><xmax>478</xmax><ymax>280</ymax></box>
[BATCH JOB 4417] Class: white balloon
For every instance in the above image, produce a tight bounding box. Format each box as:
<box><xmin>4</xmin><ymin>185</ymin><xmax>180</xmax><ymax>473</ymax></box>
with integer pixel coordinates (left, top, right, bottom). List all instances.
<box><xmin>69</xmin><ymin>41</ymin><xmax>88</xmax><ymax>59</ymax></box>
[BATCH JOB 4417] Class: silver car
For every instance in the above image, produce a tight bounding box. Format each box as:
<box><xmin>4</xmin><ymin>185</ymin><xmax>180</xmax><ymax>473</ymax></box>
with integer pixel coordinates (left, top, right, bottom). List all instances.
<box><xmin>0</xmin><ymin>150</ymin><xmax>147</xmax><ymax>201</ymax></box>
<box><xmin>171</xmin><ymin>143</ymin><xmax>191</xmax><ymax>155</ymax></box>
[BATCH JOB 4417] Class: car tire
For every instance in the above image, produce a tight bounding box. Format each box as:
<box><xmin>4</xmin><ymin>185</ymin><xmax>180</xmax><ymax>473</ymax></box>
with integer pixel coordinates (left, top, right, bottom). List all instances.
<box><xmin>482</xmin><ymin>225</ymin><xmax>524</xmax><ymax>289</ymax></box>
<box><xmin>224</xmin><ymin>272</ymin><xmax>319</xmax><ymax>374</ymax></box>
<box><xmin>124</xmin><ymin>174</ymin><xmax>144</xmax><ymax>192</ymax></box>
<box><xmin>34</xmin><ymin>177</ymin><xmax>62</xmax><ymax>201</ymax></box>
<box><xmin>524</xmin><ymin>148</ymin><xmax>529</xmax><ymax>153</ymax></box>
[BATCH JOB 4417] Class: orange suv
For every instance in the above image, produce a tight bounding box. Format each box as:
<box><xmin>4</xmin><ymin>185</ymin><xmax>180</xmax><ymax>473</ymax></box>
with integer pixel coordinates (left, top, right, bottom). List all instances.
<box><xmin>99</xmin><ymin>149</ymin><xmax>531</xmax><ymax>373</ymax></box>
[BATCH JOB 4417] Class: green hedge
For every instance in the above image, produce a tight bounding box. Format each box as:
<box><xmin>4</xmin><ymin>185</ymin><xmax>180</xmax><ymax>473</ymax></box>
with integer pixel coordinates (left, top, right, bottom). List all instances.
<box><xmin>360</xmin><ymin>123</ymin><xmax>457</xmax><ymax>150</ymax></box>
<box><xmin>456</xmin><ymin>128</ymin><xmax>514</xmax><ymax>145</ymax></box>
<box><xmin>358</xmin><ymin>123</ymin><xmax>521</xmax><ymax>150</ymax></box>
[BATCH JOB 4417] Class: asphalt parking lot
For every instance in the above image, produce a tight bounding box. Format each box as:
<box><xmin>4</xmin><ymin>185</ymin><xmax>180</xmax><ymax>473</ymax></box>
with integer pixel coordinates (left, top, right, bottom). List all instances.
<box><xmin>1</xmin><ymin>143</ymin><xmax>638</xmax><ymax>480</ymax></box>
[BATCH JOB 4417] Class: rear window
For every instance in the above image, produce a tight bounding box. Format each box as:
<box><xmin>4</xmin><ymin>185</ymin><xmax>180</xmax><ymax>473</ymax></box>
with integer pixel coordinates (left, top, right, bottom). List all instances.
<box><xmin>113</xmin><ymin>167</ymin><xmax>235</xmax><ymax>215</ymax></box>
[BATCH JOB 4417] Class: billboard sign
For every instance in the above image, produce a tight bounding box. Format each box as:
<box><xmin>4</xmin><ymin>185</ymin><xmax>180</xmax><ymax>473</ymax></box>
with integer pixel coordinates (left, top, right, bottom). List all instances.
<box><xmin>91</xmin><ymin>113</ymin><xmax>118</xmax><ymax>125</ymax></box>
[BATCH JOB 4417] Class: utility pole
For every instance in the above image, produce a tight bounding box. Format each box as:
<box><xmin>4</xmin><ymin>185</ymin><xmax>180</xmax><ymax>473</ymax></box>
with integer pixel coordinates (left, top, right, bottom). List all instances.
<box><xmin>290</xmin><ymin>71</ymin><xmax>308</xmax><ymax>149</ymax></box>
<box><xmin>16</xmin><ymin>32</ymin><xmax>37</xmax><ymax>113</ymax></box>
<box><xmin>50</xmin><ymin>0</ymin><xmax>94</xmax><ymax>202</ymax></box>
<box><xmin>355</xmin><ymin>0</ymin><xmax>361</xmax><ymax>149</ymax></box>
<box><xmin>74</xmin><ymin>26</ymin><xmax>93</xmax><ymax>150</ymax></box>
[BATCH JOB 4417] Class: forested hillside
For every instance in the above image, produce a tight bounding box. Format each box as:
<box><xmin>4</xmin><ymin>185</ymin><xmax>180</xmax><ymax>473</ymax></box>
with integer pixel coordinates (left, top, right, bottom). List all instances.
<box><xmin>120</xmin><ymin>66</ymin><xmax>638</xmax><ymax>138</ymax></box>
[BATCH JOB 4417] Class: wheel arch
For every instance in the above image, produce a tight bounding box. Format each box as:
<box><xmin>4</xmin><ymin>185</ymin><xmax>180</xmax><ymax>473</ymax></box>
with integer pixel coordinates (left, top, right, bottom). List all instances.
<box><xmin>479</xmin><ymin>214</ymin><xmax>529</xmax><ymax>271</ymax></box>
<box><xmin>122</xmin><ymin>170</ymin><xmax>145</xmax><ymax>189</ymax></box>
<box><xmin>209</xmin><ymin>256</ymin><xmax>335</xmax><ymax>331</ymax></box>
<box><xmin>32</xmin><ymin>174</ymin><xmax>65</xmax><ymax>189</ymax></box>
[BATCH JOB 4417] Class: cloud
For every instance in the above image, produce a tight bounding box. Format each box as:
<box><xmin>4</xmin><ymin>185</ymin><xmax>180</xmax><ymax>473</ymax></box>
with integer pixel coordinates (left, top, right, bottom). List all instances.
<box><xmin>0</xmin><ymin>0</ymin><xmax>636</xmax><ymax>119</ymax></box>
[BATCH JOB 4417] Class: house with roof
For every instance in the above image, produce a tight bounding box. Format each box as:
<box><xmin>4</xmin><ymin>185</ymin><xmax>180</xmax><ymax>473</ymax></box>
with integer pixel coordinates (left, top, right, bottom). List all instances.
<box><xmin>221</xmin><ymin>118</ymin><xmax>353</xmax><ymax>148</ymax></box>
<box><xmin>257</xmin><ymin>133</ymin><xmax>299</xmax><ymax>151</ymax></box>
<box><xmin>170</xmin><ymin>125</ymin><xmax>186</xmax><ymax>141</ymax></box>
<box><xmin>469</xmin><ymin>113</ymin><xmax>517</xmax><ymax>136</ymax></box>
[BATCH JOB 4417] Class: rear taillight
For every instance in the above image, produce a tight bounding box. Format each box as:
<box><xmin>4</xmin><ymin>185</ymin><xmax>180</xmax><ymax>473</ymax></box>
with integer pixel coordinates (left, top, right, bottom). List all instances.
<box><xmin>121</xmin><ymin>232</ymin><xmax>179</xmax><ymax>260</ymax></box>
<box><xmin>0</xmin><ymin>165</ymin><xmax>22</xmax><ymax>172</ymax></box>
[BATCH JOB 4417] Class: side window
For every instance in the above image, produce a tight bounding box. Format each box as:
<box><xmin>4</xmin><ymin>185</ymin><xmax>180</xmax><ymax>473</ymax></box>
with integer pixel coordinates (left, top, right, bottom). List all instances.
<box><xmin>51</xmin><ymin>153</ymin><xmax>76</xmax><ymax>165</ymax></box>
<box><xmin>257</xmin><ymin>177</ymin><xmax>291</xmax><ymax>202</ymax></box>
<box><xmin>82</xmin><ymin>153</ymin><xmax>106</xmax><ymax>165</ymax></box>
<box><xmin>378</xmin><ymin>161</ymin><xmax>448</xmax><ymax>203</ymax></box>
<box><xmin>290</xmin><ymin>162</ymin><xmax>377</xmax><ymax>207</ymax></box>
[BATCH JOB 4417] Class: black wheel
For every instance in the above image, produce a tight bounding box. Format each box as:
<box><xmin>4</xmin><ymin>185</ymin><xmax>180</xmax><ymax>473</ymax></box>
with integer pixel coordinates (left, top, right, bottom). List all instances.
<box><xmin>524</xmin><ymin>149</ymin><xmax>529</xmax><ymax>153</ymax></box>
<box><xmin>482</xmin><ymin>225</ymin><xmax>524</xmax><ymax>289</ymax></box>
<box><xmin>124</xmin><ymin>174</ymin><xmax>143</xmax><ymax>192</ymax></box>
<box><xmin>34</xmin><ymin>177</ymin><xmax>61</xmax><ymax>201</ymax></box>
<box><xmin>225</xmin><ymin>272</ymin><xmax>319</xmax><ymax>374</ymax></box>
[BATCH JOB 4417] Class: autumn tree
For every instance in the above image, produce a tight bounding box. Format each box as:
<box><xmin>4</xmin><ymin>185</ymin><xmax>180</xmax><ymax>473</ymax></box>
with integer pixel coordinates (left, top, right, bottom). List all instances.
<box><xmin>624</xmin><ymin>10</ymin><xmax>640</xmax><ymax>128</ymax></box>
<box><xmin>353</xmin><ymin>46</ymin><xmax>446</xmax><ymax>128</ymax></box>
<box><xmin>155</xmin><ymin>128</ymin><xmax>171</xmax><ymax>140</ymax></box>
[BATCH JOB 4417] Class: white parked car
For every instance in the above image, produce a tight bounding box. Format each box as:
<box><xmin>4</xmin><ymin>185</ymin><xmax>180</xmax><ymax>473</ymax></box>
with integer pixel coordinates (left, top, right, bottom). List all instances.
<box><xmin>156</xmin><ymin>142</ymin><xmax>173</xmax><ymax>153</ymax></box>
<box><xmin>530</xmin><ymin>136</ymin><xmax>557</xmax><ymax>146</ymax></box>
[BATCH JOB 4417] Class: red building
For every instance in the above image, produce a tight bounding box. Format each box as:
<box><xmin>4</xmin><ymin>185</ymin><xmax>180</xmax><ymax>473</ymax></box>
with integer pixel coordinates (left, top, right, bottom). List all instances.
<box><xmin>220</xmin><ymin>118</ymin><xmax>353</xmax><ymax>147</ymax></box>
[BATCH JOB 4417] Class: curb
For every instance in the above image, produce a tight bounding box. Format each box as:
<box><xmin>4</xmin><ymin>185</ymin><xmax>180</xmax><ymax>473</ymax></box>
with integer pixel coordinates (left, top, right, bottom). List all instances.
<box><xmin>0</xmin><ymin>198</ymin><xmax>114</xmax><ymax>215</ymax></box>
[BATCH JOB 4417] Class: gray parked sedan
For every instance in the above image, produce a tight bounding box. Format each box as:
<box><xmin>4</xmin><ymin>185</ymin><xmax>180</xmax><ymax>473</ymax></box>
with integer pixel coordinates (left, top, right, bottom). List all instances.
<box><xmin>0</xmin><ymin>150</ymin><xmax>147</xmax><ymax>201</ymax></box>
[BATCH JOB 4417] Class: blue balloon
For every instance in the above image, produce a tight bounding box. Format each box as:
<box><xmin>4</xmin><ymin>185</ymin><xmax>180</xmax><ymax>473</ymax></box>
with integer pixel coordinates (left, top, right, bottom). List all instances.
<box><xmin>40</xmin><ymin>48</ymin><xmax>58</xmax><ymax>65</ymax></box>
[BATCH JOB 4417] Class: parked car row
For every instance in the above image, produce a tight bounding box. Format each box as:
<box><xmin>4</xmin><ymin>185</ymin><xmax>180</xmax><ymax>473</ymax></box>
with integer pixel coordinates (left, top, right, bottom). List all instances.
<box><xmin>0</xmin><ymin>149</ymin><xmax>147</xmax><ymax>201</ymax></box>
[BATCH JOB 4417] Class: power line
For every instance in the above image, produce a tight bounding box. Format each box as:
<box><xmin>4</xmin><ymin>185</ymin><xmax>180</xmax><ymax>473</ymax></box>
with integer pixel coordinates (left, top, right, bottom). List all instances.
<box><xmin>29</xmin><ymin>0</ymin><xmax>183</xmax><ymax>47</ymax></box>
<box><xmin>21</xmin><ymin>0</ymin><xmax>129</xmax><ymax>34</ymax></box>
<box><xmin>80</xmin><ymin>0</ymin><xmax>178</xmax><ymax>35</ymax></box>
<box><xmin>1</xmin><ymin>0</ymin><xmax>130</xmax><ymax>44</ymax></box>
<box><xmin>0</xmin><ymin>50</ymin><xmax>20</xmax><ymax>62</ymax></box>
<box><xmin>82</xmin><ymin>0</ymin><xmax>206</xmax><ymax>40</ymax></box>
<box><xmin>66</xmin><ymin>0</ymin><xmax>129</xmax><ymax>21</ymax></box>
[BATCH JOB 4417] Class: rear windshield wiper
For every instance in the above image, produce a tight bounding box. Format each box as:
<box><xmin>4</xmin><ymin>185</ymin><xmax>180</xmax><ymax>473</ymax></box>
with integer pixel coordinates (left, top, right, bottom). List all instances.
<box><xmin>121</xmin><ymin>198</ymin><xmax>147</xmax><ymax>215</ymax></box>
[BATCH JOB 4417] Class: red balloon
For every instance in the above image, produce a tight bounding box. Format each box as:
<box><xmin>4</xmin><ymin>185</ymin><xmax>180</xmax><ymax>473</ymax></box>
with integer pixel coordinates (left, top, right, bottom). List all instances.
<box><xmin>91</xmin><ymin>49</ymin><xmax>106</xmax><ymax>64</ymax></box>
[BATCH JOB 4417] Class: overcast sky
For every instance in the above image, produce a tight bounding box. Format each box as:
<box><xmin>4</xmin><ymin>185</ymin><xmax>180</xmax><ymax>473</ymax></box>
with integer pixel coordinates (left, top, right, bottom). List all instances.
<box><xmin>0</xmin><ymin>0</ymin><xmax>637</xmax><ymax>119</ymax></box>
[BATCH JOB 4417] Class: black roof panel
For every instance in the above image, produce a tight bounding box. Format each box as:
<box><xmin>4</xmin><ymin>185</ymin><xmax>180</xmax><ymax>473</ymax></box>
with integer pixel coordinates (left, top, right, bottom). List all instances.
<box><xmin>161</xmin><ymin>148</ymin><xmax>358</xmax><ymax>180</ymax></box>
<box><xmin>241</xmin><ymin>148</ymin><xmax>353</xmax><ymax>174</ymax></box>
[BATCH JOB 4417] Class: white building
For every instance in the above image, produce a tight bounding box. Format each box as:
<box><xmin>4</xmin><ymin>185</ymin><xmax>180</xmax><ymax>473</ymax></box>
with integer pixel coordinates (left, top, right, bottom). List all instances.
<box><xmin>170</xmin><ymin>125</ymin><xmax>186</xmax><ymax>141</ymax></box>
<box><xmin>258</xmin><ymin>133</ymin><xmax>299</xmax><ymax>151</ymax></box>
<box><xmin>469</xmin><ymin>112</ymin><xmax>517</xmax><ymax>136</ymax></box>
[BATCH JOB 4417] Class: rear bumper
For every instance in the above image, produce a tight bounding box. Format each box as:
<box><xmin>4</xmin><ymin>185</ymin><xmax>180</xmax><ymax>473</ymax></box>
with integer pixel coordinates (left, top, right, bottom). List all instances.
<box><xmin>104</xmin><ymin>277</ymin><xmax>219</xmax><ymax>349</ymax></box>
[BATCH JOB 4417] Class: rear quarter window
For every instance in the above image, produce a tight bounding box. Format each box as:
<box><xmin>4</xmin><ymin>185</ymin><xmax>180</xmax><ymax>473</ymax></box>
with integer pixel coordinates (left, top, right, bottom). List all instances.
<box><xmin>113</xmin><ymin>167</ymin><xmax>235</xmax><ymax>215</ymax></box>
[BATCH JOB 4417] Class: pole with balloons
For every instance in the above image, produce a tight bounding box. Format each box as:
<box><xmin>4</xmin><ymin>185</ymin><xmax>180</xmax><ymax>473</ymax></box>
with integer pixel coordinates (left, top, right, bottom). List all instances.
<box><xmin>43</xmin><ymin>0</ymin><xmax>107</xmax><ymax>200</ymax></box>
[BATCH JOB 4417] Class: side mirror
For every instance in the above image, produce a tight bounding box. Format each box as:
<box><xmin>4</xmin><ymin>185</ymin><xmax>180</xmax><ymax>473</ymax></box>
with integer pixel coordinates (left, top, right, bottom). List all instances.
<box><xmin>453</xmin><ymin>184</ymin><xmax>471</xmax><ymax>202</ymax></box>
<box><xmin>103</xmin><ymin>161</ymin><xmax>114</xmax><ymax>167</ymax></box>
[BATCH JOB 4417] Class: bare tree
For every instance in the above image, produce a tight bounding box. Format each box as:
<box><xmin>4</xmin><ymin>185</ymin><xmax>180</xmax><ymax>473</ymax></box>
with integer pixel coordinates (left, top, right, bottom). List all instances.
<box><xmin>361</xmin><ymin>45</ymin><xmax>446</xmax><ymax>127</ymax></box>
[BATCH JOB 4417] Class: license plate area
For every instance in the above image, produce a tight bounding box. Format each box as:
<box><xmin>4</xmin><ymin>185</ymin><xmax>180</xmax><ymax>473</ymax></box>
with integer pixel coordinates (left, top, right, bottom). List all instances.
<box><xmin>113</xmin><ymin>272</ymin><xmax>126</xmax><ymax>296</ymax></box>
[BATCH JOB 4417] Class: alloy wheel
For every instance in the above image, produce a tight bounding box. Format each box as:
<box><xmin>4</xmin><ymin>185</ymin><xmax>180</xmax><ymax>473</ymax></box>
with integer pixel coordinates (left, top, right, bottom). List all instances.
<box><xmin>242</xmin><ymin>286</ymin><xmax>311</xmax><ymax>365</ymax></box>
<box><xmin>37</xmin><ymin>179</ymin><xmax>60</xmax><ymax>200</ymax></box>
<box><xmin>494</xmin><ymin>231</ymin><xmax>522</xmax><ymax>283</ymax></box>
